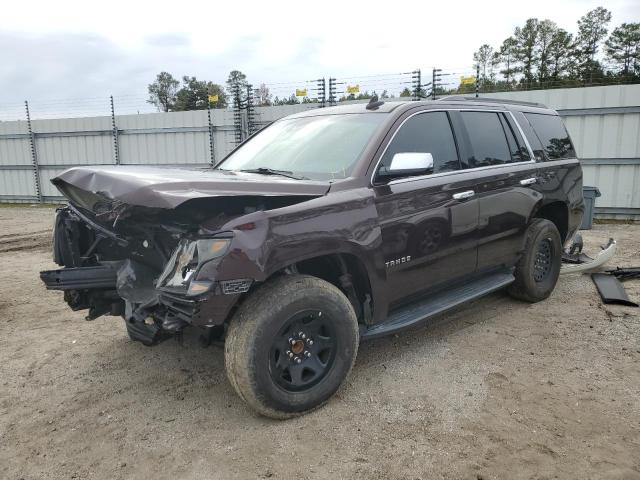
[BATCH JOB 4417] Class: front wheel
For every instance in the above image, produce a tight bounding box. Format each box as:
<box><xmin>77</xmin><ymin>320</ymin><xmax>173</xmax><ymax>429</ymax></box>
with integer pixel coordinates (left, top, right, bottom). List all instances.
<box><xmin>225</xmin><ymin>274</ymin><xmax>359</xmax><ymax>419</ymax></box>
<box><xmin>508</xmin><ymin>218</ymin><xmax>562</xmax><ymax>303</ymax></box>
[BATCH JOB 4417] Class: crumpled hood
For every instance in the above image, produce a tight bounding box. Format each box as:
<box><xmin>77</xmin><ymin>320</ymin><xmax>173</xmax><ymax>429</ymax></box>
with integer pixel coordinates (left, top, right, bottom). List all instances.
<box><xmin>52</xmin><ymin>165</ymin><xmax>331</xmax><ymax>209</ymax></box>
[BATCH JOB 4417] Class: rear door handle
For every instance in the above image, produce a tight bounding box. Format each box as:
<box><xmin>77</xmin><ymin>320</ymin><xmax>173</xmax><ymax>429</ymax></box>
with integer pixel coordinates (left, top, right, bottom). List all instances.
<box><xmin>452</xmin><ymin>190</ymin><xmax>475</xmax><ymax>200</ymax></box>
<box><xmin>520</xmin><ymin>177</ymin><xmax>537</xmax><ymax>186</ymax></box>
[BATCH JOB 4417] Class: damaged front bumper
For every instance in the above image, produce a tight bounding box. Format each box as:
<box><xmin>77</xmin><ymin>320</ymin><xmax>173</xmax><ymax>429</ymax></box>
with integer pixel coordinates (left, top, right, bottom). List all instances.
<box><xmin>40</xmin><ymin>206</ymin><xmax>253</xmax><ymax>345</ymax></box>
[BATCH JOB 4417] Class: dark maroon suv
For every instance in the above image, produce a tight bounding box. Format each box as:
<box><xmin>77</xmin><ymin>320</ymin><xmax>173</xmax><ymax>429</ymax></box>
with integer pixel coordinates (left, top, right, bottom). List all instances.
<box><xmin>41</xmin><ymin>97</ymin><xmax>584</xmax><ymax>418</ymax></box>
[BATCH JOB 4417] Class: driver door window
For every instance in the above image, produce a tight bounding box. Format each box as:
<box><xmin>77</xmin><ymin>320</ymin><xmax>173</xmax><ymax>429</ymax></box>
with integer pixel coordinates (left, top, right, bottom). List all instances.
<box><xmin>377</xmin><ymin>111</ymin><xmax>460</xmax><ymax>178</ymax></box>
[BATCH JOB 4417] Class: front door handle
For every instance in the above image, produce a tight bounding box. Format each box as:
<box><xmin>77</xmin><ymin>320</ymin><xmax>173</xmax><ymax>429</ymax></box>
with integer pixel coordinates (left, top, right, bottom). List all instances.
<box><xmin>452</xmin><ymin>190</ymin><xmax>475</xmax><ymax>200</ymax></box>
<box><xmin>520</xmin><ymin>177</ymin><xmax>537</xmax><ymax>186</ymax></box>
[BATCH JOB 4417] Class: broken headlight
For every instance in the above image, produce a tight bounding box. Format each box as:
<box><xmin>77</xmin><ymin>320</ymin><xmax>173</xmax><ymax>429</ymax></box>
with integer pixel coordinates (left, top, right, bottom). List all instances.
<box><xmin>157</xmin><ymin>237</ymin><xmax>231</xmax><ymax>293</ymax></box>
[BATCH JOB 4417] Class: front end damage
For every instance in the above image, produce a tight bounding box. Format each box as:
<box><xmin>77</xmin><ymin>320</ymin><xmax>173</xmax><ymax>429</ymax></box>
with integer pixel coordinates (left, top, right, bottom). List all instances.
<box><xmin>40</xmin><ymin>203</ymin><xmax>231</xmax><ymax>345</ymax></box>
<box><xmin>40</xmin><ymin>166</ymin><xmax>329</xmax><ymax>345</ymax></box>
<box><xmin>40</xmin><ymin>194</ymin><xmax>307</xmax><ymax>345</ymax></box>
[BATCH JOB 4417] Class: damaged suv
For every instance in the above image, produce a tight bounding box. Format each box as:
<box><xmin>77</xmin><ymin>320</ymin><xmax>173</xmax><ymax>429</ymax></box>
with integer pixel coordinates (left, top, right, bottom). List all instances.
<box><xmin>41</xmin><ymin>97</ymin><xmax>584</xmax><ymax>418</ymax></box>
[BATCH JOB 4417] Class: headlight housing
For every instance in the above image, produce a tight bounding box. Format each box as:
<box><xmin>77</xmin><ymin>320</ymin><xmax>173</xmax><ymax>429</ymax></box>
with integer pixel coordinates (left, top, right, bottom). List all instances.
<box><xmin>157</xmin><ymin>237</ymin><xmax>231</xmax><ymax>293</ymax></box>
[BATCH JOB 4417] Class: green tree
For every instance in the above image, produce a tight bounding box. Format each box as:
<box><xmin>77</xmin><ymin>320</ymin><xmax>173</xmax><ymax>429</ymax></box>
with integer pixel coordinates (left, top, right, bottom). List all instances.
<box><xmin>536</xmin><ymin>20</ymin><xmax>558</xmax><ymax>82</ymax></box>
<box><xmin>173</xmin><ymin>76</ymin><xmax>227</xmax><ymax>111</ymax></box>
<box><xmin>473</xmin><ymin>44</ymin><xmax>496</xmax><ymax>81</ymax></box>
<box><xmin>576</xmin><ymin>7</ymin><xmax>612</xmax><ymax>81</ymax></box>
<box><xmin>226</xmin><ymin>70</ymin><xmax>248</xmax><ymax>94</ymax></box>
<box><xmin>226</xmin><ymin>70</ymin><xmax>248</xmax><ymax>109</ymax></box>
<box><xmin>399</xmin><ymin>87</ymin><xmax>412</xmax><ymax>97</ymax></box>
<box><xmin>147</xmin><ymin>72</ymin><xmax>179</xmax><ymax>112</ymax></box>
<box><xmin>547</xmin><ymin>29</ymin><xmax>576</xmax><ymax>80</ymax></box>
<box><xmin>605</xmin><ymin>23</ymin><xmax>640</xmax><ymax>75</ymax></box>
<box><xmin>498</xmin><ymin>37</ymin><xmax>518</xmax><ymax>84</ymax></box>
<box><xmin>514</xmin><ymin>18</ymin><xmax>540</xmax><ymax>84</ymax></box>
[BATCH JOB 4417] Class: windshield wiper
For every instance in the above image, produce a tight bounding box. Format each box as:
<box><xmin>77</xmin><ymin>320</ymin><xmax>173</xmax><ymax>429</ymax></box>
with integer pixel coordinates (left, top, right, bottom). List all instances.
<box><xmin>239</xmin><ymin>168</ymin><xmax>308</xmax><ymax>180</ymax></box>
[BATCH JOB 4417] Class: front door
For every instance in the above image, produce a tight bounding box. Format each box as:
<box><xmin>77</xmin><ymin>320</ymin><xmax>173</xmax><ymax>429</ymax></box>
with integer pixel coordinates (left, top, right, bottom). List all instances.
<box><xmin>371</xmin><ymin>110</ymin><xmax>479</xmax><ymax>306</ymax></box>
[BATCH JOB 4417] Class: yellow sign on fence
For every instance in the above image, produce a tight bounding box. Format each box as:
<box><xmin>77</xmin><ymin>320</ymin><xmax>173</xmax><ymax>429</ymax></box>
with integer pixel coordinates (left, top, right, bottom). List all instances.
<box><xmin>346</xmin><ymin>85</ymin><xmax>360</xmax><ymax>94</ymax></box>
<box><xmin>208</xmin><ymin>94</ymin><xmax>219</xmax><ymax>103</ymax></box>
<box><xmin>295</xmin><ymin>88</ymin><xmax>308</xmax><ymax>97</ymax></box>
<box><xmin>460</xmin><ymin>76</ymin><xmax>476</xmax><ymax>86</ymax></box>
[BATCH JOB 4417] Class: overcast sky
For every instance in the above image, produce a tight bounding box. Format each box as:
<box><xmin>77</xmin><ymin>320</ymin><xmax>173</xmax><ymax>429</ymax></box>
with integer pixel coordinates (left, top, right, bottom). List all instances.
<box><xmin>1</xmin><ymin>0</ymin><xmax>638</xmax><ymax>117</ymax></box>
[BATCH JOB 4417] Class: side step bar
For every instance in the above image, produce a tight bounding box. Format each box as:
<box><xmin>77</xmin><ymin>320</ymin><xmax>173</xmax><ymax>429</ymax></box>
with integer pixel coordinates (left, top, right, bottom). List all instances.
<box><xmin>361</xmin><ymin>270</ymin><xmax>515</xmax><ymax>340</ymax></box>
<box><xmin>40</xmin><ymin>266</ymin><xmax>117</xmax><ymax>290</ymax></box>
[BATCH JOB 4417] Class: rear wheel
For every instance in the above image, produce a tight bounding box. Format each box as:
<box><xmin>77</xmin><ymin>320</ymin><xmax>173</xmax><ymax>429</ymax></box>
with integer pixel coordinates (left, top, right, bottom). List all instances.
<box><xmin>225</xmin><ymin>274</ymin><xmax>359</xmax><ymax>419</ymax></box>
<box><xmin>508</xmin><ymin>218</ymin><xmax>562</xmax><ymax>303</ymax></box>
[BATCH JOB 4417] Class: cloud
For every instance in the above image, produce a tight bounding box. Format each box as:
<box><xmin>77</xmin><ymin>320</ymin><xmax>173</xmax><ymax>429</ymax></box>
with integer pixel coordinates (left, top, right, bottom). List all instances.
<box><xmin>0</xmin><ymin>0</ymin><xmax>638</xmax><ymax>117</ymax></box>
<box><xmin>145</xmin><ymin>33</ymin><xmax>191</xmax><ymax>48</ymax></box>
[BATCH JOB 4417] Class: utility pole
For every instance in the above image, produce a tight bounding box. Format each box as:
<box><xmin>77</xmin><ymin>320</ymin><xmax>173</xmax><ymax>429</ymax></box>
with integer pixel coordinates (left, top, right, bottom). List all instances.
<box><xmin>412</xmin><ymin>69</ymin><xmax>421</xmax><ymax>100</ymax></box>
<box><xmin>110</xmin><ymin>95</ymin><xmax>120</xmax><ymax>165</ymax></box>
<box><xmin>246</xmin><ymin>84</ymin><xmax>256</xmax><ymax>137</ymax></box>
<box><xmin>328</xmin><ymin>78</ymin><xmax>336</xmax><ymax>106</ymax></box>
<box><xmin>207</xmin><ymin>101</ymin><xmax>215</xmax><ymax>165</ymax></box>
<box><xmin>475</xmin><ymin>63</ymin><xmax>480</xmax><ymax>97</ymax></box>
<box><xmin>24</xmin><ymin>100</ymin><xmax>43</xmax><ymax>203</ymax></box>
<box><xmin>432</xmin><ymin>68</ymin><xmax>442</xmax><ymax>100</ymax></box>
<box><xmin>316</xmin><ymin>78</ymin><xmax>326</xmax><ymax>108</ymax></box>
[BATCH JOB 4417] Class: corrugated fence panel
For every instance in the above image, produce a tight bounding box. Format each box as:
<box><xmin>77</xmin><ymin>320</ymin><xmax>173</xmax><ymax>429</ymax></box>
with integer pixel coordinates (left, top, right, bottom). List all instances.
<box><xmin>36</xmin><ymin>134</ymin><xmax>114</xmax><ymax>166</ymax></box>
<box><xmin>583</xmin><ymin>164</ymin><xmax>640</xmax><ymax>210</ymax></box>
<box><xmin>0</xmin><ymin>138</ymin><xmax>31</xmax><ymax>166</ymax></box>
<box><xmin>119</xmin><ymin>130</ymin><xmax>208</xmax><ymax>165</ymax></box>
<box><xmin>0</xmin><ymin>169</ymin><xmax>37</xmax><ymax>196</ymax></box>
<box><xmin>119</xmin><ymin>110</ymin><xmax>214</xmax><ymax>165</ymax></box>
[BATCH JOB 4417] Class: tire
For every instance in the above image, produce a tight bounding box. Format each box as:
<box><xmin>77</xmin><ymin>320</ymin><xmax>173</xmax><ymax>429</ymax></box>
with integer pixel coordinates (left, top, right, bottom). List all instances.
<box><xmin>225</xmin><ymin>274</ymin><xmax>359</xmax><ymax>419</ymax></box>
<box><xmin>508</xmin><ymin>218</ymin><xmax>562</xmax><ymax>303</ymax></box>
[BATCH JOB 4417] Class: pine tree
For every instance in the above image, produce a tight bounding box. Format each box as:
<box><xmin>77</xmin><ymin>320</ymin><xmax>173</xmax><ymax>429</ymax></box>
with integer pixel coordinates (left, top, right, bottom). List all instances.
<box><xmin>605</xmin><ymin>23</ymin><xmax>640</xmax><ymax>75</ymax></box>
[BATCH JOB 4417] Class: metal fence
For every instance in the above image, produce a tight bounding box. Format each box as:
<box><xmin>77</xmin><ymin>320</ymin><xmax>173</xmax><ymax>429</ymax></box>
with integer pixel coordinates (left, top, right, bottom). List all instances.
<box><xmin>0</xmin><ymin>84</ymin><xmax>638</xmax><ymax>219</ymax></box>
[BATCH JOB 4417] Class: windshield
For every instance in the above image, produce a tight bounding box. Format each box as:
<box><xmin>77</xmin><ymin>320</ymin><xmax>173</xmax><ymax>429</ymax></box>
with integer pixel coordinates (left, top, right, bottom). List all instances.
<box><xmin>216</xmin><ymin>113</ymin><xmax>387</xmax><ymax>180</ymax></box>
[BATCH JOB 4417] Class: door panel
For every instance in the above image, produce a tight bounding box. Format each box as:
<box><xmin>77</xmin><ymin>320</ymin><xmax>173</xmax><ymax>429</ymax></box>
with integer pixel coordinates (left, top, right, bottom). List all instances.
<box><xmin>454</xmin><ymin>110</ymin><xmax>541</xmax><ymax>271</ymax></box>
<box><xmin>472</xmin><ymin>165</ymin><xmax>542</xmax><ymax>270</ymax></box>
<box><xmin>371</xmin><ymin>109</ymin><xmax>479</xmax><ymax>306</ymax></box>
<box><xmin>374</xmin><ymin>176</ymin><xmax>478</xmax><ymax>304</ymax></box>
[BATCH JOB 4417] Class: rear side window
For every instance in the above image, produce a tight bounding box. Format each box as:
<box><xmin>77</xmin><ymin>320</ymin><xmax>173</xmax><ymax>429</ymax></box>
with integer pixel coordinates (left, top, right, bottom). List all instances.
<box><xmin>378</xmin><ymin>111</ymin><xmax>460</xmax><ymax>175</ymax></box>
<box><xmin>524</xmin><ymin>113</ymin><xmax>576</xmax><ymax>160</ymax></box>
<box><xmin>460</xmin><ymin>112</ymin><xmax>513</xmax><ymax>167</ymax></box>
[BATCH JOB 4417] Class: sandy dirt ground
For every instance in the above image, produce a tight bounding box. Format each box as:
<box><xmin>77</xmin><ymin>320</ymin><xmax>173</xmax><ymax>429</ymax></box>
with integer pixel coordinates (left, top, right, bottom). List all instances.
<box><xmin>0</xmin><ymin>206</ymin><xmax>638</xmax><ymax>480</ymax></box>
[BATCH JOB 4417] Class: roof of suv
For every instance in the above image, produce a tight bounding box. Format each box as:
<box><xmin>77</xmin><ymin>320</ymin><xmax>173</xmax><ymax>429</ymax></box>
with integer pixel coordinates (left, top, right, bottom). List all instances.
<box><xmin>286</xmin><ymin>97</ymin><xmax>556</xmax><ymax>119</ymax></box>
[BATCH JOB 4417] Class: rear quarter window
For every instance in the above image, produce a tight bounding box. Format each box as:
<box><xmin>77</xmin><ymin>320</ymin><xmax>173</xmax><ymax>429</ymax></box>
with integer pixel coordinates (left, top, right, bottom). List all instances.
<box><xmin>524</xmin><ymin>113</ymin><xmax>576</xmax><ymax>160</ymax></box>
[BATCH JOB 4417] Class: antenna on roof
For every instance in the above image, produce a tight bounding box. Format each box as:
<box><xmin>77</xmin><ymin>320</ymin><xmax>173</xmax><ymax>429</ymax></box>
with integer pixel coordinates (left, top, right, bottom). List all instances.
<box><xmin>366</xmin><ymin>95</ymin><xmax>384</xmax><ymax>110</ymax></box>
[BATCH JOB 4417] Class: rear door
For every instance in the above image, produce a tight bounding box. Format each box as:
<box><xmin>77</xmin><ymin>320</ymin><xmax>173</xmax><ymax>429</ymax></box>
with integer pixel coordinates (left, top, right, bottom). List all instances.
<box><xmin>371</xmin><ymin>110</ymin><xmax>479</xmax><ymax>305</ymax></box>
<box><xmin>452</xmin><ymin>109</ymin><xmax>540</xmax><ymax>271</ymax></box>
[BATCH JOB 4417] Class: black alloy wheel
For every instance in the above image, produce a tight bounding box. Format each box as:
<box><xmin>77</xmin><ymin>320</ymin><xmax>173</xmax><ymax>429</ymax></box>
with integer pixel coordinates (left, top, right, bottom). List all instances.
<box><xmin>269</xmin><ymin>310</ymin><xmax>336</xmax><ymax>392</ymax></box>
<box><xmin>533</xmin><ymin>238</ymin><xmax>554</xmax><ymax>282</ymax></box>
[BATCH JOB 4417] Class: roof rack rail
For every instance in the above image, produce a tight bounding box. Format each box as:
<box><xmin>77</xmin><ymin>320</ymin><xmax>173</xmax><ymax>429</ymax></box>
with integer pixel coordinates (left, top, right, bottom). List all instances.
<box><xmin>437</xmin><ymin>96</ymin><xmax>547</xmax><ymax>108</ymax></box>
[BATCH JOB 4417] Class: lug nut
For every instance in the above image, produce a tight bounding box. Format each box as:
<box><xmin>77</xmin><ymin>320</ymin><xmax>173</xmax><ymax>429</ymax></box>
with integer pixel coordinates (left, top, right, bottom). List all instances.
<box><xmin>295</xmin><ymin>357</ymin><xmax>302</xmax><ymax>364</ymax></box>
<box><xmin>288</xmin><ymin>351</ymin><xmax>294</xmax><ymax>358</ymax></box>
<box><xmin>305</xmin><ymin>351</ymin><xmax>311</xmax><ymax>357</ymax></box>
<box><xmin>289</xmin><ymin>338</ymin><xmax>294</xmax><ymax>344</ymax></box>
<box><xmin>301</xmin><ymin>333</ymin><xmax>306</xmax><ymax>340</ymax></box>
<box><xmin>307</xmin><ymin>339</ymin><xmax>313</xmax><ymax>345</ymax></box>
<box><xmin>298</xmin><ymin>331</ymin><xmax>304</xmax><ymax>337</ymax></box>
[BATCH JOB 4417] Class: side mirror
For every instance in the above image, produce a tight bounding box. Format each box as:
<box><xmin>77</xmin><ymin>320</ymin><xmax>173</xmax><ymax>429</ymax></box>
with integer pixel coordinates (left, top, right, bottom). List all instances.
<box><xmin>382</xmin><ymin>152</ymin><xmax>434</xmax><ymax>177</ymax></box>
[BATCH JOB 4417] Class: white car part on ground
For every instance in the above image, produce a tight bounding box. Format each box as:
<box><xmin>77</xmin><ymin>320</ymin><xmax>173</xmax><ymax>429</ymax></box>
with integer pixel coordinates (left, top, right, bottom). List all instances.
<box><xmin>560</xmin><ymin>239</ymin><xmax>617</xmax><ymax>275</ymax></box>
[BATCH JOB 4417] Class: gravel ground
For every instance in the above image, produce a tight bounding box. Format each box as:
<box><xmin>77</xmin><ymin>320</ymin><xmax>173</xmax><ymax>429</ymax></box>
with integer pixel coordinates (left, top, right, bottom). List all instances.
<box><xmin>0</xmin><ymin>206</ymin><xmax>638</xmax><ymax>480</ymax></box>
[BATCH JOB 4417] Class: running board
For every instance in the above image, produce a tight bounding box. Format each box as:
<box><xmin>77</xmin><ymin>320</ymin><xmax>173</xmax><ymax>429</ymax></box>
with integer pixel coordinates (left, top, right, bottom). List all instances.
<box><xmin>361</xmin><ymin>271</ymin><xmax>515</xmax><ymax>340</ymax></box>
